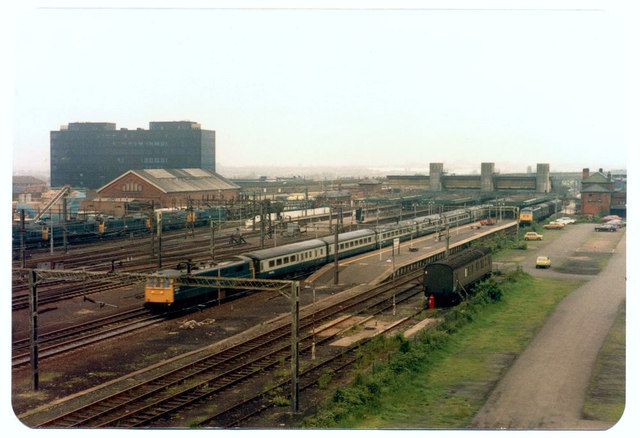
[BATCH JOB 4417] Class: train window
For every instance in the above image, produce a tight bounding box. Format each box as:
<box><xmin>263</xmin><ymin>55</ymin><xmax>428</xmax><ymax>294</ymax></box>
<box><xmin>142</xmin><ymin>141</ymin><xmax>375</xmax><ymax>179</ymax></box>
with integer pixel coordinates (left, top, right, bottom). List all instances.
<box><xmin>277</xmin><ymin>259</ymin><xmax>282</xmax><ymax>266</ymax></box>
<box><xmin>163</xmin><ymin>279</ymin><xmax>170</xmax><ymax>287</ymax></box>
<box><xmin>284</xmin><ymin>257</ymin><xmax>289</xmax><ymax>264</ymax></box>
<box><xmin>269</xmin><ymin>260</ymin><xmax>275</xmax><ymax>268</ymax></box>
<box><xmin>291</xmin><ymin>255</ymin><xmax>297</xmax><ymax>262</ymax></box>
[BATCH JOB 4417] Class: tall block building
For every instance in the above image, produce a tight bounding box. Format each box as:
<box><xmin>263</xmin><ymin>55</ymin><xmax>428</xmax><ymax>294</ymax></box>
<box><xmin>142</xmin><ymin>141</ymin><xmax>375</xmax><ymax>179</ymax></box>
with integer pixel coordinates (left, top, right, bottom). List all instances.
<box><xmin>50</xmin><ymin>121</ymin><xmax>215</xmax><ymax>189</ymax></box>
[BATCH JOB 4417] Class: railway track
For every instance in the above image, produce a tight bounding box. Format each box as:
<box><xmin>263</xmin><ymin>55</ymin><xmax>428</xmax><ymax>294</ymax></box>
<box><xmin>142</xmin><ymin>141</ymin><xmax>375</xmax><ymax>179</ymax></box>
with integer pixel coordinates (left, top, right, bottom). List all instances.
<box><xmin>11</xmin><ymin>227</ymin><xmax>317</xmax><ymax>310</ymax></box>
<box><xmin>12</xmin><ymin>308</ymin><xmax>168</xmax><ymax>367</ymax></box>
<box><xmin>204</xmin><ymin>313</ymin><xmax>418</xmax><ymax>428</ymax></box>
<box><xmin>36</xmin><ymin>271</ymin><xmax>423</xmax><ymax>428</ymax></box>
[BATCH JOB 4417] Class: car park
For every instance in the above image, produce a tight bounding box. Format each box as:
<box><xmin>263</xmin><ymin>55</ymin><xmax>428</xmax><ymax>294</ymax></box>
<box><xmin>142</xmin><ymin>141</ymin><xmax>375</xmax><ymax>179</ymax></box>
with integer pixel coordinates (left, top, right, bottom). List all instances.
<box><xmin>536</xmin><ymin>256</ymin><xmax>551</xmax><ymax>269</ymax></box>
<box><xmin>595</xmin><ymin>223</ymin><xmax>618</xmax><ymax>232</ymax></box>
<box><xmin>524</xmin><ymin>232</ymin><xmax>543</xmax><ymax>241</ymax></box>
<box><xmin>543</xmin><ymin>221</ymin><xmax>565</xmax><ymax>230</ymax></box>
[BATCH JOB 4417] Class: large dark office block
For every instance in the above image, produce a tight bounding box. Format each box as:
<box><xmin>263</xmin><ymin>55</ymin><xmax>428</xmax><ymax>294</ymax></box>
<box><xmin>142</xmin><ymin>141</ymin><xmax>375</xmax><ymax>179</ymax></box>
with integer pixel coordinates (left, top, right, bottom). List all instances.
<box><xmin>50</xmin><ymin>121</ymin><xmax>215</xmax><ymax>189</ymax></box>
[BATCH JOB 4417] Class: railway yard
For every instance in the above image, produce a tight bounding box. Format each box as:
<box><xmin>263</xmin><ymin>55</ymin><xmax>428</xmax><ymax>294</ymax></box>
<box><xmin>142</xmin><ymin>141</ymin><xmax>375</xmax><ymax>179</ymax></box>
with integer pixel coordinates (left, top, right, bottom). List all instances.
<box><xmin>10</xmin><ymin>199</ymin><xmax>627</xmax><ymax>429</ymax></box>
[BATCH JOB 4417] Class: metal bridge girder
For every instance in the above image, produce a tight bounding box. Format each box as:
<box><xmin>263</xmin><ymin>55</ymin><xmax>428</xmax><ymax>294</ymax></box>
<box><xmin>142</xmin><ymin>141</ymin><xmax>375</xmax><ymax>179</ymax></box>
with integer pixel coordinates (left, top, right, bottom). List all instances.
<box><xmin>13</xmin><ymin>268</ymin><xmax>292</xmax><ymax>292</ymax></box>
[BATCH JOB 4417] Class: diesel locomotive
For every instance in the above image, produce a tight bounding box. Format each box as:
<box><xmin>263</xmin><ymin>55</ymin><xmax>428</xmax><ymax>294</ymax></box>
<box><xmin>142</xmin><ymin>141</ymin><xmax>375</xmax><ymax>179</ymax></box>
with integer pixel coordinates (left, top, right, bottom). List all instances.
<box><xmin>518</xmin><ymin>199</ymin><xmax>562</xmax><ymax>225</ymax></box>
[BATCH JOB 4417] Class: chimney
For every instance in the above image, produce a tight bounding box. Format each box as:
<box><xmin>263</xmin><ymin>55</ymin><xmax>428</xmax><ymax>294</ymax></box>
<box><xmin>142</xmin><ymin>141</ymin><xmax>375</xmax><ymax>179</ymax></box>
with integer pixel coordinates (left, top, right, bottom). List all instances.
<box><xmin>599</xmin><ymin>168</ymin><xmax>603</xmax><ymax>173</ymax></box>
<box><xmin>607</xmin><ymin>172</ymin><xmax>611</xmax><ymax>181</ymax></box>
<box><xmin>582</xmin><ymin>168</ymin><xmax>589</xmax><ymax>179</ymax></box>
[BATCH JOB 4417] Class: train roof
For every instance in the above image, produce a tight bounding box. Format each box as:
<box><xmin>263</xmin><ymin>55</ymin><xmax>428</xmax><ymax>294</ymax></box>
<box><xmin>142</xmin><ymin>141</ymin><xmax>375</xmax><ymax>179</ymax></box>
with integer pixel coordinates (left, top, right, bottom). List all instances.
<box><xmin>427</xmin><ymin>247</ymin><xmax>491</xmax><ymax>270</ymax></box>
<box><xmin>243</xmin><ymin>239</ymin><xmax>327</xmax><ymax>260</ymax></box>
<box><xmin>320</xmin><ymin>229</ymin><xmax>376</xmax><ymax>244</ymax></box>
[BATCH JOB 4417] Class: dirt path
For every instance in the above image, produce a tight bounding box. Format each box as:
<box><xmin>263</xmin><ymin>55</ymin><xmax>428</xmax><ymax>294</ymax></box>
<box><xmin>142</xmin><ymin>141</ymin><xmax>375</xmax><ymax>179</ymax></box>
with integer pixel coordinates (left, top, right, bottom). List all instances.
<box><xmin>470</xmin><ymin>229</ymin><xmax>626</xmax><ymax>429</ymax></box>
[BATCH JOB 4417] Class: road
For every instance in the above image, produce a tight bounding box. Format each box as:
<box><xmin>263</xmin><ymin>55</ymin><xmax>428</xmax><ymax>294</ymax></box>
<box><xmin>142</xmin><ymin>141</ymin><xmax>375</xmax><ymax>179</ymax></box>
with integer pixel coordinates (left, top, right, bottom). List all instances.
<box><xmin>470</xmin><ymin>224</ymin><xmax>626</xmax><ymax>429</ymax></box>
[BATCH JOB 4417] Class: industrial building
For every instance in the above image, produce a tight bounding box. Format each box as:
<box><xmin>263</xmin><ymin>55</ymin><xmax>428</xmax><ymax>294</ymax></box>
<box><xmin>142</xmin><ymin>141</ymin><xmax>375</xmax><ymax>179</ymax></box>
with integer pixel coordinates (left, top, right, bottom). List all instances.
<box><xmin>386</xmin><ymin>162</ymin><xmax>552</xmax><ymax>193</ymax></box>
<box><xmin>50</xmin><ymin>121</ymin><xmax>215</xmax><ymax>189</ymax></box>
<box><xmin>93</xmin><ymin>168</ymin><xmax>240</xmax><ymax>211</ymax></box>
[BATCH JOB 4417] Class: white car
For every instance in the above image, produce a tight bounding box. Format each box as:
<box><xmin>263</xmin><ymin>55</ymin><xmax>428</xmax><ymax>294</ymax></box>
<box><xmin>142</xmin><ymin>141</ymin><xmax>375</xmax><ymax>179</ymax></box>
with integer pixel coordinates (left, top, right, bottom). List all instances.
<box><xmin>557</xmin><ymin>217</ymin><xmax>576</xmax><ymax>225</ymax></box>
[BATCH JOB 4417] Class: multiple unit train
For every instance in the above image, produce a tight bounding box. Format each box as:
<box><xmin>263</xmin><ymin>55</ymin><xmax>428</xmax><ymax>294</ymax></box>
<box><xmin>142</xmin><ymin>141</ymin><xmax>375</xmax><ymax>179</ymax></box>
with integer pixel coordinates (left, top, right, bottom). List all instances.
<box><xmin>423</xmin><ymin>247</ymin><xmax>492</xmax><ymax>307</ymax></box>
<box><xmin>12</xmin><ymin>207</ymin><xmax>227</xmax><ymax>252</ymax></box>
<box><xmin>518</xmin><ymin>199</ymin><xmax>562</xmax><ymax>225</ymax></box>
<box><xmin>144</xmin><ymin>206</ymin><xmax>488</xmax><ymax>309</ymax></box>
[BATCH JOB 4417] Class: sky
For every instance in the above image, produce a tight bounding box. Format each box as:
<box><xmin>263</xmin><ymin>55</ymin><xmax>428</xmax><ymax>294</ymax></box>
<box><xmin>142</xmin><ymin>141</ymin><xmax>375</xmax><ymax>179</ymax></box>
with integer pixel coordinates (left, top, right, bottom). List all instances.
<box><xmin>5</xmin><ymin>1</ymin><xmax>638</xmax><ymax>178</ymax></box>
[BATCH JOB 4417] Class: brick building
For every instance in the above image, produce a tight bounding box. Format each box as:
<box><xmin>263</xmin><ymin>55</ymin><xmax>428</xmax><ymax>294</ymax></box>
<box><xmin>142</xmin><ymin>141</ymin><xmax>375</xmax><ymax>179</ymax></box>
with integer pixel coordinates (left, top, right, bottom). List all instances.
<box><xmin>95</xmin><ymin>168</ymin><xmax>240</xmax><ymax>210</ymax></box>
<box><xmin>580</xmin><ymin>168</ymin><xmax>625</xmax><ymax>217</ymax></box>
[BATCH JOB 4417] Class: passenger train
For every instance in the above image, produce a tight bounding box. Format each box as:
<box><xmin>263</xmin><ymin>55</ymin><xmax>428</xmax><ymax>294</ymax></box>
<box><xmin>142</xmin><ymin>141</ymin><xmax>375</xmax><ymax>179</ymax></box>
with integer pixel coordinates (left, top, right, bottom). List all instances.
<box><xmin>144</xmin><ymin>206</ymin><xmax>487</xmax><ymax>309</ymax></box>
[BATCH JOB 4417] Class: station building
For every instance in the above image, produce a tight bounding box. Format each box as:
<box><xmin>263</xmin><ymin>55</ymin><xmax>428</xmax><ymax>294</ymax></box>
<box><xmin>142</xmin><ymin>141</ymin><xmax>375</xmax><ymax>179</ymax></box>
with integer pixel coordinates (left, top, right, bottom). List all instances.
<box><xmin>50</xmin><ymin>121</ymin><xmax>215</xmax><ymax>189</ymax></box>
<box><xmin>93</xmin><ymin>168</ymin><xmax>240</xmax><ymax>212</ymax></box>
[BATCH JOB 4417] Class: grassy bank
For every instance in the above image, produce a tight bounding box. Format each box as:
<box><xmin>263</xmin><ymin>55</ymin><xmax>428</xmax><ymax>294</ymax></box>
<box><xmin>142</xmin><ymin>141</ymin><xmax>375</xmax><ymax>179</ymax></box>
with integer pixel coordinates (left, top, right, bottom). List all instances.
<box><xmin>583</xmin><ymin>300</ymin><xmax>626</xmax><ymax>424</ymax></box>
<box><xmin>302</xmin><ymin>272</ymin><xmax>582</xmax><ymax>428</ymax></box>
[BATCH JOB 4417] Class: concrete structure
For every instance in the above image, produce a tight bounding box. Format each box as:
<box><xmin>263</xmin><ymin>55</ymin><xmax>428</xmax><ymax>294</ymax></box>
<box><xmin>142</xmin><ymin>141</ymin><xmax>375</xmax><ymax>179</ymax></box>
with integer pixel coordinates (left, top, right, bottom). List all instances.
<box><xmin>95</xmin><ymin>168</ymin><xmax>240</xmax><ymax>209</ymax></box>
<box><xmin>536</xmin><ymin>163</ymin><xmax>551</xmax><ymax>193</ymax></box>
<box><xmin>50</xmin><ymin>121</ymin><xmax>215</xmax><ymax>189</ymax></box>
<box><xmin>429</xmin><ymin>163</ymin><xmax>444</xmax><ymax>192</ymax></box>
<box><xmin>387</xmin><ymin>162</ymin><xmax>552</xmax><ymax>194</ymax></box>
<box><xmin>481</xmin><ymin>162</ymin><xmax>495</xmax><ymax>192</ymax></box>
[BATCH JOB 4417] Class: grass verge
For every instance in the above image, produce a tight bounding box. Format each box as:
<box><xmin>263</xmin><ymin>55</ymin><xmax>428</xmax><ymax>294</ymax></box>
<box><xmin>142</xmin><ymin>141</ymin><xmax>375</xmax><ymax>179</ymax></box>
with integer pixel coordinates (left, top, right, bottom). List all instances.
<box><xmin>582</xmin><ymin>300</ymin><xmax>625</xmax><ymax>424</ymax></box>
<box><xmin>302</xmin><ymin>272</ymin><xmax>582</xmax><ymax>428</ymax></box>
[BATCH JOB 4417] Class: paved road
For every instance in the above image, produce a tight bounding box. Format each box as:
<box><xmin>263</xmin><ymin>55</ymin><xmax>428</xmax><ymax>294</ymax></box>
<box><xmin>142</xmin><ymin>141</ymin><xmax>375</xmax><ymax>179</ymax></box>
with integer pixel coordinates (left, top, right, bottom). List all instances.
<box><xmin>470</xmin><ymin>226</ymin><xmax>626</xmax><ymax>429</ymax></box>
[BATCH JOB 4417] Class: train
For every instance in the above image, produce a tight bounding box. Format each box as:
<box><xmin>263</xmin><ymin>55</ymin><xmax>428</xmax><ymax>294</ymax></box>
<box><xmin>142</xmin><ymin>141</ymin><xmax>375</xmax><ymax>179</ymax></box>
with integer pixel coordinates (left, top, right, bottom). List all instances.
<box><xmin>12</xmin><ymin>206</ymin><xmax>228</xmax><ymax>253</ymax></box>
<box><xmin>518</xmin><ymin>199</ymin><xmax>562</xmax><ymax>225</ymax></box>
<box><xmin>423</xmin><ymin>247</ymin><xmax>492</xmax><ymax>307</ymax></box>
<box><xmin>144</xmin><ymin>206</ymin><xmax>488</xmax><ymax>309</ymax></box>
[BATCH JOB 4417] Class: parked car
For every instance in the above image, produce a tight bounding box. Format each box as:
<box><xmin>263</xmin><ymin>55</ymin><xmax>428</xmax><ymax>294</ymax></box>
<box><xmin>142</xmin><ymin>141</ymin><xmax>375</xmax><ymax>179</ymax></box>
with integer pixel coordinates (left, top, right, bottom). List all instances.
<box><xmin>601</xmin><ymin>215</ymin><xmax>622</xmax><ymax>222</ymax></box>
<box><xmin>536</xmin><ymin>256</ymin><xmax>551</xmax><ymax>269</ymax></box>
<box><xmin>557</xmin><ymin>217</ymin><xmax>576</xmax><ymax>225</ymax></box>
<box><xmin>543</xmin><ymin>221</ymin><xmax>565</xmax><ymax>230</ymax></box>
<box><xmin>595</xmin><ymin>223</ymin><xmax>618</xmax><ymax>232</ymax></box>
<box><xmin>606</xmin><ymin>220</ymin><xmax>625</xmax><ymax>228</ymax></box>
<box><xmin>524</xmin><ymin>232</ymin><xmax>543</xmax><ymax>241</ymax></box>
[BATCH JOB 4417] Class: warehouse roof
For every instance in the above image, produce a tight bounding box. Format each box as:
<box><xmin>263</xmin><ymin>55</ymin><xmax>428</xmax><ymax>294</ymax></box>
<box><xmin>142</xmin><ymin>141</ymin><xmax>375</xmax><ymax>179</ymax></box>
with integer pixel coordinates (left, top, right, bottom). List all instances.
<box><xmin>98</xmin><ymin>168</ymin><xmax>240</xmax><ymax>194</ymax></box>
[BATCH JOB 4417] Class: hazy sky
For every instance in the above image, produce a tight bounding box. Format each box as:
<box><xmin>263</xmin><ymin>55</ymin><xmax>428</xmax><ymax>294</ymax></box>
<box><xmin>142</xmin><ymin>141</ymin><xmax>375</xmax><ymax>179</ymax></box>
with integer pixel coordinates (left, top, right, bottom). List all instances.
<box><xmin>7</xmin><ymin>1</ymin><xmax>636</xmax><ymax>176</ymax></box>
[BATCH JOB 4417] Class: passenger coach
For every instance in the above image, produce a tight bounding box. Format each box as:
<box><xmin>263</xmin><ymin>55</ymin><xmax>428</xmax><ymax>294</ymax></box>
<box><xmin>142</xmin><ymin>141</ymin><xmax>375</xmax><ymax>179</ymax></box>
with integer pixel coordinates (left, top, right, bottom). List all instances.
<box><xmin>423</xmin><ymin>247</ymin><xmax>492</xmax><ymax>307</ymax></box>
<box><xmin>243</xmin><ymin>239</ymin><xmax>327</xmax><ymax>278</ymax></box>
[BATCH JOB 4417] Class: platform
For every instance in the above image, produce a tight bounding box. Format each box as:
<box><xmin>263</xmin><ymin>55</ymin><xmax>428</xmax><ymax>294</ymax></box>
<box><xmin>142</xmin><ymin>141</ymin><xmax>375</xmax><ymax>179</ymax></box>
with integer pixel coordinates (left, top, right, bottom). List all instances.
<box><xmin>306</xmin><ymin>220</ymin><xmax>517</xmax><ymax>287</ymax></box>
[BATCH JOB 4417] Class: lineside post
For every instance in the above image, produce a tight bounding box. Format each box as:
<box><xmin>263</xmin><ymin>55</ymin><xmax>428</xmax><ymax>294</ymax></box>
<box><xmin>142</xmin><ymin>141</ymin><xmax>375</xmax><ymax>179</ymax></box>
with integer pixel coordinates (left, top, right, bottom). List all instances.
<box><xmin>157</xmin><ymin>211</ymin><xmax>163</xmax><ymax>269</ymax></box>
<box><xmin>20</xmin><ymin>209</ymin><xmax>26</xmax><ymax>268</ymax></box>
<box><xmin>29</xmin><ymin>269</ymin><xmax>39</xmax><ymax>390</ymax></box>
<box><xmin>62</xmin><ymin>197</ymin><xmax>68</xmax><ymax>254</ymax></box>
<box><xmin>290</xmin><ymin>281</ymin><xmax>300</xmax><ymax>413</ymax></box>
<box><xmin>210</xmin><ymin>220</ymin><xmax>216</xmax><ymax>263</ymax></box>
<box><xmin>333</xmin><ymin>207</ymin><xmax>340</xmax><ymax>285</ymax></box>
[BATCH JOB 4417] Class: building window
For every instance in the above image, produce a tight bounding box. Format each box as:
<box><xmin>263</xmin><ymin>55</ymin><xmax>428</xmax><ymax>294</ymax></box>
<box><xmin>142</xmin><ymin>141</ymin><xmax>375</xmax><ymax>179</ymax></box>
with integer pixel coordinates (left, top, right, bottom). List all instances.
<box><xmin>122</xmin><ymin>181</ymin><xmax>142</xmax><ymax>192</ymax></box>
<box><xmin>588</xmin><ymin>194</ymin><xmax>593</xmax><ymax>202</ymax></box>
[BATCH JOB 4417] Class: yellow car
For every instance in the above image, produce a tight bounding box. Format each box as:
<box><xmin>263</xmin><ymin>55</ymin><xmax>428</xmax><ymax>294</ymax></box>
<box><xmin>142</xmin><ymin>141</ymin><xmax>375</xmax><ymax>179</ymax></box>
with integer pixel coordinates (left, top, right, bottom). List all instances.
<box><xmin>536</xmin><ymin>256</ymin><xmax>551</xmax><ymax>269</ymax></box>
<box><xmin>524</xmin><ymin>232</ymin><xmax>543</xmax><ymax>241</ymax></box>
<box><xmin>543</xmin><ymin>221</ymin><xmax>565</xmax><ymax>230</ymax></box>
